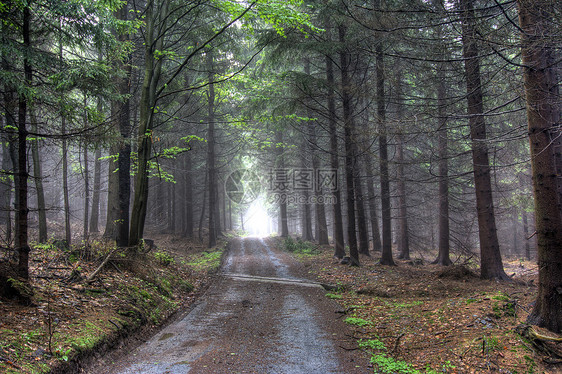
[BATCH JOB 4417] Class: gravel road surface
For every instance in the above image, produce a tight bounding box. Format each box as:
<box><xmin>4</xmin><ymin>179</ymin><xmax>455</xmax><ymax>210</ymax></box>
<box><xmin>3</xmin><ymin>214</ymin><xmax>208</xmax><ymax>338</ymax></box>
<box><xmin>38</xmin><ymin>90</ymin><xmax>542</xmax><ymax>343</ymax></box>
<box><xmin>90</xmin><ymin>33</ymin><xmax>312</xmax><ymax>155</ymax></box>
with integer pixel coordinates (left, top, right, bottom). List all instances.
<box><xmin>102</xmin><ymin>237</ymin><xmax>370</xmax><ymax>374</ymax></box>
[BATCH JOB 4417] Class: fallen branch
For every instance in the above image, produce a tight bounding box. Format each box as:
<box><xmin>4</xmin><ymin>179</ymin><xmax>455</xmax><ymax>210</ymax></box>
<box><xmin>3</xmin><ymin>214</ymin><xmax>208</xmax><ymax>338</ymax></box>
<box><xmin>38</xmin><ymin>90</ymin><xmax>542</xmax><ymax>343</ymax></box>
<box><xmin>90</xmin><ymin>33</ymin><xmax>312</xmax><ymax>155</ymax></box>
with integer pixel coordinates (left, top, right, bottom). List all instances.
<box><xmin>86</xmin><ymin>248</ymin><xmax>118</xmax><ymax>283</ymax></box>
<box><xmin>391</xmin><ymin>333</ymin><xmax>405</xmax><ymax>353</ymax></box>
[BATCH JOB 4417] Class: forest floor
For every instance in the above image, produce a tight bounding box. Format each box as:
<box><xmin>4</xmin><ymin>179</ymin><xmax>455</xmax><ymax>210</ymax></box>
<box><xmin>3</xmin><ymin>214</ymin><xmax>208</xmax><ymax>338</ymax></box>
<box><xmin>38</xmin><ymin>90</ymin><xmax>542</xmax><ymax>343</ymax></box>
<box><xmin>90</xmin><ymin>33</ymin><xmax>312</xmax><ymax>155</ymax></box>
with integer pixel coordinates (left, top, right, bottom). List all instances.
<box><xmin>1</xmin><ymin>233</ymin><xmax>561</xmax><ymax>374</ymax></box>
<box><xmin>0</xmin><ymin>231</ymin><xmax>229</xmax><ymax>374</ymax></box>
<box><xmin>283</xmin><ymin>237</ymin><xmax>562</xmax><ymax>374</ymax></box>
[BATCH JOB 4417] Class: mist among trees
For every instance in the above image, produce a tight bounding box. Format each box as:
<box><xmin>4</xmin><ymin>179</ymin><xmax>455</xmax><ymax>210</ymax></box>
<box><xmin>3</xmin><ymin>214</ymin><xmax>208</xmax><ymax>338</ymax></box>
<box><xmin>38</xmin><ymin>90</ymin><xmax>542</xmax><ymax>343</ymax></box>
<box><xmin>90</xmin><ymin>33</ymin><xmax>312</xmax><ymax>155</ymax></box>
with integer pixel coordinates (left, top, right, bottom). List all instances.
<box><xmin>1</xmin><ymin>0</ymin><xmax>561</xmax><ymax>336</ymax></box>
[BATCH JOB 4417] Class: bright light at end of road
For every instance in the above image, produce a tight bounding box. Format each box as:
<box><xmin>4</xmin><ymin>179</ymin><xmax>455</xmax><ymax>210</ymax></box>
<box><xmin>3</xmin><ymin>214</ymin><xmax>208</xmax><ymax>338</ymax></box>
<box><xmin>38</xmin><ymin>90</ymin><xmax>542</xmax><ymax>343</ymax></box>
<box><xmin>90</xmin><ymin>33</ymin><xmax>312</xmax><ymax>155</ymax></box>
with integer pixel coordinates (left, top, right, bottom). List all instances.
<box><xmin>244</xmin><ymin>199</ymin><xmax>271</xmax><ymax>237</ymax></box>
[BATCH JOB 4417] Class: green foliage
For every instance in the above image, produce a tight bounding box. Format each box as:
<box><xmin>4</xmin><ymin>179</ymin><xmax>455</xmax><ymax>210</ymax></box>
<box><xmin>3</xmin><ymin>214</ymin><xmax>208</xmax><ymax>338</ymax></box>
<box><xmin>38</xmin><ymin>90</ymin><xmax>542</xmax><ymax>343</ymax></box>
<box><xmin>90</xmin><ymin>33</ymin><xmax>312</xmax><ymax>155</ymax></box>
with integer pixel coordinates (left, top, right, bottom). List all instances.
<box><xmin>186</xmin><ymin>249</ymin><xmax>224</xmax><ymax>272</ymax></box>
<box><xmin>283</xmin><ymin>237</ymin><xmax>319</xmax><ymax>256</ymax></box>
<box><xmin>370</xmin><ymin>354</ymin><xmax>418</xmax><ymax>374</ymax></box>
<box><xmin>153</xmin><ymin>251</ymin><xmax>175</xmax><ymax>266</ymax></box>
<box><xmin>344</xmin><ymin>317</ymin><xmax>371</xmax><ymax>327</ymax></box>
<box><xmin>325</xmin><ymin>293</ymin><xmax>342</xmax><ymax>299</ymax></box>
<box><xmin>359</xmin><ymin>338</ymin><xmax>386</xmax><ymax>351</ymax></box>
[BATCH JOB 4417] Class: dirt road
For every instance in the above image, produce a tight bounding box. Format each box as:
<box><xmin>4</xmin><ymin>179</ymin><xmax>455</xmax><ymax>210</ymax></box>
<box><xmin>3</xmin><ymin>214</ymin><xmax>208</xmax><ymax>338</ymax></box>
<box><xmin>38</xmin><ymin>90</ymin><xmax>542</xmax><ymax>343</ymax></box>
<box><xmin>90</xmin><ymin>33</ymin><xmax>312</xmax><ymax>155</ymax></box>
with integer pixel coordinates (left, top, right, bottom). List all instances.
<box><xmin>102</xmin><ymin>237</ymin><xmax>370</xmax><ymax>374</ymax></box>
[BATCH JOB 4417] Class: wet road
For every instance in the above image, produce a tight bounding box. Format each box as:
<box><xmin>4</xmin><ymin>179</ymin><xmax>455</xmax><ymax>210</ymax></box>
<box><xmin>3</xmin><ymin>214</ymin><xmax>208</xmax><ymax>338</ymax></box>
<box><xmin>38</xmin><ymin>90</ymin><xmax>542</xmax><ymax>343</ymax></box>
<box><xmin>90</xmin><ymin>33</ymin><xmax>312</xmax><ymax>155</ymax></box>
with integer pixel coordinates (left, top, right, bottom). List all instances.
<box><xmin>102</xmin><ymin>237</ymin><xmax>370</xmax><ymax>374</ymax></box>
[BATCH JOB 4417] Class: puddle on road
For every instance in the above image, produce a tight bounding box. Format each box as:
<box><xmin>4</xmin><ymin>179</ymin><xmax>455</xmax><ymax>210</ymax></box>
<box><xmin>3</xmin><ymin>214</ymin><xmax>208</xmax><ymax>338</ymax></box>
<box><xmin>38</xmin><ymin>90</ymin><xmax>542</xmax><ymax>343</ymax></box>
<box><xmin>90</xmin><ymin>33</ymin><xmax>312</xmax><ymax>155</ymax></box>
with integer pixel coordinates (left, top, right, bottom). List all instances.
<box><xmin>158</xmin><ymin>333</ymin><xmax>174</xmax><ymax>341</ymax></box>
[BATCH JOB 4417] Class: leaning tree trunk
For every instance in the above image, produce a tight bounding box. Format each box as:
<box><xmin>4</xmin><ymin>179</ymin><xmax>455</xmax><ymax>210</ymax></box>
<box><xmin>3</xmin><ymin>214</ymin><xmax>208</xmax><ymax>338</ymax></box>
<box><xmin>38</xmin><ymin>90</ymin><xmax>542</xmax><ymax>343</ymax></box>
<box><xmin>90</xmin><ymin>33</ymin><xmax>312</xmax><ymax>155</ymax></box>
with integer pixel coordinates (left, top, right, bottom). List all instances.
<box><xmin>129</xmin><ymin>0</ymin><xmax>167</xmax><ymax>245</ymax></box>
<box><xmin>461</xmin><ymin>0</ymin><xmax>507</xmax><ymax>280</ymax></box>
<box><xmin>339</xmin><ymin>24</ymin><xmax>359</xmax><ymax>266</ymax></box>
<box><xmin>326</xmin><ymin>54</ymin><xmax>345</xmax><ymax>258</ymax></box>
<box><xmin>518</xmin><ymin>0</ymin><xmax>562</xmax><ymax>333</ymax></box>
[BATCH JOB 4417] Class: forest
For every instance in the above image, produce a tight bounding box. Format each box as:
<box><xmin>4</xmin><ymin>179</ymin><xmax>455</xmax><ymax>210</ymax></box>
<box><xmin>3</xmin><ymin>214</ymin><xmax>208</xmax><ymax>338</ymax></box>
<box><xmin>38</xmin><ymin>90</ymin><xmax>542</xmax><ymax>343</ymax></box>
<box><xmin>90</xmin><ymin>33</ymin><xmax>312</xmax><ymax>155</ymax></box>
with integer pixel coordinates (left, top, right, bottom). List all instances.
<box><xmin>0</xmin><ymin>0</ymin><xmax>561</xmax><ymax>372</ymax></box>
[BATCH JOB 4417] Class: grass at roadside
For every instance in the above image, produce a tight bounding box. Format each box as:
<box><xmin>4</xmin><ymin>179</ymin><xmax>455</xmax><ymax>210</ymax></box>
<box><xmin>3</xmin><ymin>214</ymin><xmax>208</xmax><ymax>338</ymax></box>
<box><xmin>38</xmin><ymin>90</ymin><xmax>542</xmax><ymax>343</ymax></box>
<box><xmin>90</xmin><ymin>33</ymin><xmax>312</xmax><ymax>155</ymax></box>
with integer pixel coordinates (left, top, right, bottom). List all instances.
<box><xmin>283</xmin><ymin>238</ymin><xmax>551</xmax><ymax>374</ymax></box>
<box><xmin>0</xmin><ymin>234</ymin><xmax>227</xmax><ymax>374</ymax></box>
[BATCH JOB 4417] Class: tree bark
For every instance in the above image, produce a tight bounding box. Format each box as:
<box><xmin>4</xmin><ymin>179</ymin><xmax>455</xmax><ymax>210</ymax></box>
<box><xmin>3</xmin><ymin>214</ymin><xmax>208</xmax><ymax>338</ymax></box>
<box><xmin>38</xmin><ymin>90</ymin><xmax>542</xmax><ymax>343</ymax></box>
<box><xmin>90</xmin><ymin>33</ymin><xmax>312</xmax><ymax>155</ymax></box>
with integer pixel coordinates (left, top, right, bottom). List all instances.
<box><xmin>364</xmin><ymin>153</ymin><xmax>382</xmax><ymax>252</ymax></box>
<box><xmin>434</xmin><ymin>50</ymin><xmax>452</xmax><ymax>265</ymax></box>
<box><xmin>375</xmin><ymin>30</ymin><xmax>394</xmax><ymax>266</ymax></box>
<box><xmin>16</xmin><ymin>4</ymin><xmax>31</xmax><ymax>279</ymax></box>
<box><xmin>355</xmin><ymin>167</ymin><xmax>370</xmax><ymax>256</ymax></box>
<box><xmin>129</xmin><ymin>0</ymin><xmax>168</xmax><ymax>245</ymax></box>
<box><xmin>207</xmin><ymin>50</ymin><xmax>217</xmax><ymax>248</ymax></box>
<box><xmin>395</xmin><ymin>131</ymin><xmax>410</xmax><ymax>259</ymax></box>
<box><xmin>114</xmin><ymin>2</ymin><xmax>131</xmax><ymax>247</ymax></box>
<box><xmin>30</xmin><ymin>108</ymin><xmax>47</xmax><ymax>242</ymax></box>
<box><xmin>326</xmin><ymin>54</ymin><xmax>345</xmax><ymax>258</ymax></box>
<box><xmin>522</xmin><ymin>211</ymin><xmax>531</xmax><ymax>261</ymax></box>
<box><xmin>275</xmin><ymin>131</ymin><xmax>289</xmax><ymax>238</ymax></box>
<box><xmin>103</xmin><ymin>145</ymin><xmax>119</xmax><ymax>239</ymax></box>
<box><xmin>83</xmin><ymin>138</ymin><xmax>90</xmax><ymax>239</ymax></box>
<box><xmin>89</xmin><ymin>147</ymin><xmax>102</xmax><ymax>233</ymax></box>
<box><xmin>60</xmin><ymin>33</ymin><xmax>71</xmax><ymax>246</ymax></box>
<box><xmin>339</xmin><ymin>24</ymin><xmax>359</xmax><ymax>266</ymax></box>
<box><xmin>0</xmin><ymin>138</ymin><xmax>12</xmax><ymax>241</ymax></box>
<box><xmin>461</xmin><ymin>0</ymin><xmax>507</xmax><ymax>280</ymax></box>
<box><xmin>184</xmin><ymin>152</ymin><xmax>194</xmax><ymax>237</ymax></box>
<box><xmin>518</xmin><ymin>0</ymin><xmax>562</xmax><ymax>332</ymax></box>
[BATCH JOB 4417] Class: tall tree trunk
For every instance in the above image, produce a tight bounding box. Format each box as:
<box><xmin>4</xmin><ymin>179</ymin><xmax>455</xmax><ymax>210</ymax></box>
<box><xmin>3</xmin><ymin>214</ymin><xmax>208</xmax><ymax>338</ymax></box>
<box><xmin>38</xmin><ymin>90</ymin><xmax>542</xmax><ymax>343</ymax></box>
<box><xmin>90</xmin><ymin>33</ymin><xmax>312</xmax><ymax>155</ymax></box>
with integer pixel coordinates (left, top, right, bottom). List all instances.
<box><xmin>304</xmin><ymin>59</ymin><xmax>328</xmax><ymax>244</ymax></box>
<box><xmin>184</xmin><ymin>152</ymin><xmax>194</xmax><ymax>237</ymax></box>
<box><xmin>62</xmin><ymin>120</ymin><xmax>71</xmax><ymax>245</ymax></box>
<box><xmin>432</xmin><ymin>0</ymin><xmax>452</xmax><ymax>266</ymax></box>
<box><xmin>434</xmin><ymin>52</ymin><xmax>452</xmax><ymax>265</ymax></box>
<box><xmin>339</xmin><ymin>24</ymin><xmax>359</xmax><ymax>266</ymax></box>
<box><xmin>355</xmin><ymin>168</ymin><xmax>370</xmax><ymax>255</ymax></box>
<box><xmin>83</xmin><ymin>139</ymin><xmax>90</xmax><ymax>239</ymax></box>
<box><xmin>129</xmin><ymin>0</ymin><xmax>168</xmax><ymax>245</ymax></box>
<box><xmin>59</xmin><ymin>32</ymin><xmax>71</xmax><ymax>246</ymax></box>
<box><xmin>393</xmin><ymin>73</ymin><xmax>409</xmax><ymax>259</ymax></box>
<box><xmin>198</xmin><ymin>169</ymin><xmax>208</xmax><ymax>243</ymax></box>
<box><xmin>0</xmin><ymin>138</ymin><xmax>12</xmax><ymax>242</ymax></box>
<box><xmin>89</xmin><ymin>147</ymin><xmax>102</xmax><ymax>233</ymax></box>
<box><xmin>522</xmin><ymin>211</ymin><xmax>531</xmax><ymax>261</ymax></box>
<box><xmin>300</xmin><ymin>135</ymin><xmax>314</xmax><ymax>241</ymax></box>
<box><xmin>460</xmin><ymin>0</ymin><xmax>507</xmax><ymax>280</ymax></box>
<box><xmin>207</xmin><ymin>50</ymin><xmax>217</xmax><ymax>248</ymax></box>
<box><xmin>276</xmin><ymin>131</ymin><xmax>289</xmax><ymax>238</ymax></box>
<box><xmin>518</xmin><ymin>0</ymin><xmax>562</xmax><ymax>332</ymax></box>
<box><xmin>310</xmin><ymin>124</ymin><xmax>329</xmax><ymax>244</ymax></box>
<box><xmin>16</xmin><ymin>4</ymin><xmax>31</xmax><ymax>279</ymax></box>
<box><xmin>326</xmin><ymin>55</ymin><xmax>345</xmax><ymax>258</ymax></box>
<box><xmin>30</xmin><ymin>109</ymin><xmax>47</xmax><ymax>242</ymax></box>
<box><xmin>364</xmin><ymin>153</ymin><xmax>382</xmax><ymax>252</ymax></box>
<box><xmin>395</xmin><ymin>131</ymin><xmax>410</xmax><ymax>259</ymax></box>
<box><xmin>103</xmin><ymin>146</ymin><xmax>119</xmax><ymax>239</ymax></box>
<box><xmin>114</xmin><ymin>2</ymin><xmax>131</xmax><ymax>247</ymax></box>
<box><xmin>375</xmin><ymin>23</ymin><xmax>394</xmax><ymax>266</ymax></box>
